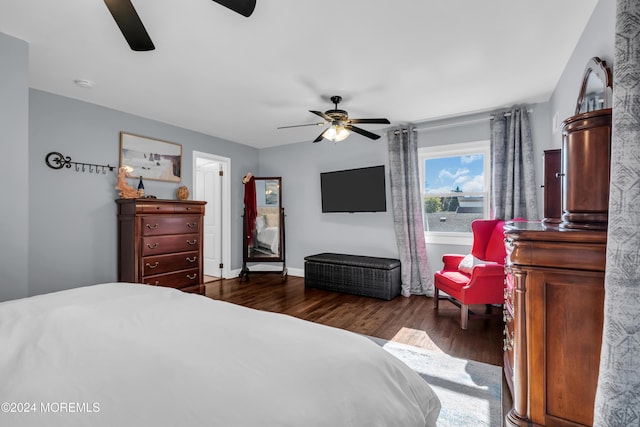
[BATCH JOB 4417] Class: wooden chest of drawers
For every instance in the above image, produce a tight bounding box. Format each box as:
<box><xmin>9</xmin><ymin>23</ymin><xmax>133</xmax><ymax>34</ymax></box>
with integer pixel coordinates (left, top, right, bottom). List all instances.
<box><xmin>116</xmin><ymin>199</ymin><xmax>206</xmax><ymax>294</ymax></box>
<box><xmin>503</xmin><ymin>221</ymin><xmax>606</xmax><ymax>427</ymax></box>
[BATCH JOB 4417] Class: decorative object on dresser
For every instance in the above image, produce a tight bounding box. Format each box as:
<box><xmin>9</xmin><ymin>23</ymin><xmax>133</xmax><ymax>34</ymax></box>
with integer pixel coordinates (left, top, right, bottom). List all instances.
<box><xmin>137</xmin><ymin>176</ymin><xmax>145</xmax><ymax>197</ymax></box>
<box><xmin>559</xmin><ymin>57</ymin><xmax>612</xmax><ymax>230</ymax></box>
<box><xmin>115</xmin><ymin>166</ymin><xmax>139</xmax><ymax>199</ymax></box>
<box><xmin>503</xmin><ymin>221</ymin><xmax>605</xmax><ymax>427</ymax></box>
<box><xmin>304</xmin><ymin>253</ymin><xmax>401</xmax><ymax>300</ymax></box>
<box><xmin>176</xmin><ymin>185</ymin><xmax>189</xmax><ymax>200</ymax></box>
<box><xmin>433</xmin><ymin>219</ymin><xmax>507</xmax><ymax>329</ymax></box>
<box><xmin>116</xmin><ymin>198</ymin><xmax>206</xmax><ymax>294</ymax></box>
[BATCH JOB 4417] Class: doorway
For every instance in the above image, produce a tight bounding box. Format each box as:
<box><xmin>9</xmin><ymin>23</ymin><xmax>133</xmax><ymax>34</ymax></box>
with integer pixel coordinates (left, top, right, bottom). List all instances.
<box><xmin>193</xmin><ymin>151</ymin><xmax>231</xmax><ymax>279</ymax></box>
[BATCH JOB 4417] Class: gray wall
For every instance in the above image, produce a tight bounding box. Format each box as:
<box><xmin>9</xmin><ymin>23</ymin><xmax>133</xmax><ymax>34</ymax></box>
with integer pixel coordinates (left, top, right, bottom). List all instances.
<box><xmin>259</xmin><ymin>136</ymin><xmax>397</xmax><ymax>273</ymax></box>
<box><xmin>0</xmin><ymin>33</ymin><xmax>29</xmax><ymax>301</ymax></box>
<box><xmin>27</xmin><ymin>90</ymin><xmax>258</xmax><ymax>297</ymax></box>
<box><xmin>549</xmin><ymin>0</ymin><xmax>616</xmax><ymax>147</ymax></box>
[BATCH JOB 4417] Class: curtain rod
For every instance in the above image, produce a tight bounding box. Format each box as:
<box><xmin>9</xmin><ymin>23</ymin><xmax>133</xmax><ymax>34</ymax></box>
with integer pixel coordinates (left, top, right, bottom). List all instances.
<box><xmin>490</xmin><ymin>108</ymin><xmax>533</xmax><ymax>120</ymax></box>
<box><xmin>414</xmin><ymin>108</ymin><xmax>534</xmax><ymax>132</ymax></box>
<box><xmin>393</xmin><ymin>128</ymin><xmax>417</xmax><ymax>135</ymax></box>
<box><xmin>415</xmin><ymin>117</ymin><xmax>487</xmax><ymax>132</ymax></box>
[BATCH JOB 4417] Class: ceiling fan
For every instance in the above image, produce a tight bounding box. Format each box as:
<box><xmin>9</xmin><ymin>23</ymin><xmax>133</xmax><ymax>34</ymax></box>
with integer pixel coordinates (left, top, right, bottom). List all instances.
<box><xmin>103</xmin><ymin>0</ymin><xmax>256</xmax><ymax>51</ymax></box>
<box><xmin>278</xmin><ymin>96</ymin><xmax>391</xmax><ymax>143</ymax></box>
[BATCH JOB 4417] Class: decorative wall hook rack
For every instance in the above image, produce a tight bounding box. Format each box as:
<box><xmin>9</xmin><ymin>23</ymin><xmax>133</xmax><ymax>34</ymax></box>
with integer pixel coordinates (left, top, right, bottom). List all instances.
<box><xmin>45</xmin><ymin>151</ymin><xmax>115</xmax><ymax>174</ymax></box>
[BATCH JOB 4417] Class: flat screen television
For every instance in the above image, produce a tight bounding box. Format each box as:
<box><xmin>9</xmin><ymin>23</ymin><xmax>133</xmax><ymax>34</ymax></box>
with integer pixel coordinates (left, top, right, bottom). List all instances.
<box><xmin>320</xmin><ymin>165</ymin><xmax>387</xmax><ymax>213</ymax></box>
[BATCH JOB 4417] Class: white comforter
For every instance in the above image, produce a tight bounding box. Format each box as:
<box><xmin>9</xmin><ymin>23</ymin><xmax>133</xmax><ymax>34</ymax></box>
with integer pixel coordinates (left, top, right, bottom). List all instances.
<box><xmin>0</xmin><ymin>283</ymin><xmax>440</xmax><ymax>427</ymax></box>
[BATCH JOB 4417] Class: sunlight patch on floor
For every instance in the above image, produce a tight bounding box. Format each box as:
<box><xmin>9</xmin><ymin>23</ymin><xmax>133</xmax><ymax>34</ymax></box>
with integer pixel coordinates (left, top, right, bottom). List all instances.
<box><xmin>391</xmin><ymin>327</ymin><xmax>444</xmax><ymax>353</ymax></box>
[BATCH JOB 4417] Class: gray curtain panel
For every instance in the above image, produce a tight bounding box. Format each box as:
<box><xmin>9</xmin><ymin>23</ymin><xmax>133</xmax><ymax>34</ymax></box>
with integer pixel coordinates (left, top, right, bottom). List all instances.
<box><xmin>594</xmin><ymin>1</ymin><xmax>640</xmax><ymax>424</ymax></box>
<box><xmin>387</xmin><ymin>128</ymin><xmax>433</xmax><ymax>297</ymax></box>
<box><xmin>490</xmin><ymin>107</ymin><xmax>538</xmax><ymax>220</ymax></box>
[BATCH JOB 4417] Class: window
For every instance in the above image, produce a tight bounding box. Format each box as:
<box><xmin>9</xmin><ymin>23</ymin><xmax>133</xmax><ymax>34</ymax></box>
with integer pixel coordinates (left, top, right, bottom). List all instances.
<box><xmin>418</xmin><ymin>141</ymin><xmax>491</xmax><ymax>245</ymax></box>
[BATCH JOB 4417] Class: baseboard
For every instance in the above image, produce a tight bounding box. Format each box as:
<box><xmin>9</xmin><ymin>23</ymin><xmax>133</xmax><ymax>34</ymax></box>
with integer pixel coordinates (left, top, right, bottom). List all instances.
<box><xmin>228</xmin><ymin>265</ymin><xmax>303</xmax><ymax>278</ymax></box>
<box><xmin>288</xmin><ymin>267</ymin><xmax>304</xmax><ymax>277</ymax></box>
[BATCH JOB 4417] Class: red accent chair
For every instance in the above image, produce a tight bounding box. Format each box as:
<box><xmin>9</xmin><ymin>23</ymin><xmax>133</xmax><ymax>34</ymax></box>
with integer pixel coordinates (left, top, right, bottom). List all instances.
<box><xmin>433</xmin><ymin>219</ymin><xmax>506</xmax><ymax>329</ymax></box>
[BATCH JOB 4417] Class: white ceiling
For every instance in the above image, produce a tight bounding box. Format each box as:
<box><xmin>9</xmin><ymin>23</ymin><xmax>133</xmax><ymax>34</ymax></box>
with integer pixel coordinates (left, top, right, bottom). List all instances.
<box><xmin>0</xmin><ymin>0</ymin><xmax>598</xmax><ymax>149</ymax></box>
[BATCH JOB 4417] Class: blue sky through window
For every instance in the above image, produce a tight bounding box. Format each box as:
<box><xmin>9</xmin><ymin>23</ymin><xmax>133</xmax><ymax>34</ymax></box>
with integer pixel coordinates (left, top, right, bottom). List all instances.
<box><xmin>424</xmin><ymin>154</ymin><xmax>485</xmax><ymax>194</ymax></box>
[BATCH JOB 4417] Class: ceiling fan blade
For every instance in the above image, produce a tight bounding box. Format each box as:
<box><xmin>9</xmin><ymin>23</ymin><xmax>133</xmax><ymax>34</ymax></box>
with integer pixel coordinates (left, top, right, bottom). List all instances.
<box><xmin>346</xmin><ymin>125</ymin><xmax>381</xmax><ymax>140</ymax></box>
<box><xmin>277</xmin><ymin>122</ymin><xmax>324</xmax><ymax>130</ymax></box>
<box><xmin>348</xmin><ymin>118</ymin><xmax>390</xmax><ymax>125</ymax></box>
<box><xmin>313</xmin><ymin>130</ymin><xmax>327</xmax><ymax>143</ymax></box>
<box><xmin>104</xmin><ymin>0</ymin><xmax>155</xmax><ymax>51</ymax></box>
<box><xmin>212</xmin><ymin>0</ymin><xmax>256</xmax><ymax>17</ymax></box>
<box><xmin>310</xmin><ymin>110</ymin><xmax>333</xmax><ymax>121</ymax></box>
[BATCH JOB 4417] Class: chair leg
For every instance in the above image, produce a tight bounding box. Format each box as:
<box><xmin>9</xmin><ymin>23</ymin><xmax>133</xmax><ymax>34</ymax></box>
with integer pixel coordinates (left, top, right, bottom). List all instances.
<box><xmin>434</xmin><ymin>287</ymin><xmax>439</xmax><ymax>309</ymax></box>
<box><xmin>461</xmin><ymin>304</ymin><xmax>469</xmax><ymax>329</ymax></box>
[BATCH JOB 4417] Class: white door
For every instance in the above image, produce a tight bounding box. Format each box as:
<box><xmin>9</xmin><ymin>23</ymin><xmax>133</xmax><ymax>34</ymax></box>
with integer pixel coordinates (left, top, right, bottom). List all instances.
<box><xmin>197</xmin><ymin>161</ymin><xmax>221</xmax><ymax>276</ymax></box>
<box><xmin>193</xmin><ymin>152</ymin><xmax>230</xmax><ymax>279</ymax></box>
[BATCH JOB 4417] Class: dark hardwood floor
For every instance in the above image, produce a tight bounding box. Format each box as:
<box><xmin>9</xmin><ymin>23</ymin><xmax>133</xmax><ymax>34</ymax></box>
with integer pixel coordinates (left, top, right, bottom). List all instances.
<box><xmin>205</xmin><ymin>275</ymin><xmax>504</xmax><ymax>366</ymax></box>
<box><xmin>205</xmin><ymin>275</ymin><xmax>512</xmax><ymax>418</ymax></box>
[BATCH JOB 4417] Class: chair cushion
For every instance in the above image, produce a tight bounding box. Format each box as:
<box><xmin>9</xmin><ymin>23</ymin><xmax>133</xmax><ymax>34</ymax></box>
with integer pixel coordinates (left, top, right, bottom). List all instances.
<box><xmin>434</xmin><ymin>270</ymin><xmax>470</xmax><ymax>298</ymax></box>
<box><xmin>457</xmin><ymin>254</ymin><xmax>486</xmax><ymax>274</ymax></box>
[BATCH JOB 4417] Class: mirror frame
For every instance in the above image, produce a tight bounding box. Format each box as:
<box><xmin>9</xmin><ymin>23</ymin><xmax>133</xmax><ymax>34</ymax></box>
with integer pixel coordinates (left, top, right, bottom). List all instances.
<box><xmin>244</xmin><ymin>176</ymin><xmax>284</xmax><ymax>262</ymax></box>
<box><xmin>575</xmin><ymin>57</ymin><xmax>613</xmax><ymax>115</ymax></box>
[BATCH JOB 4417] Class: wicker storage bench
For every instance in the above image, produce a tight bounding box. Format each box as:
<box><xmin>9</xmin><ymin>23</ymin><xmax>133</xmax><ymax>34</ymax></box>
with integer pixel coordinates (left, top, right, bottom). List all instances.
<box><xmin>304</xmin><ymin>253</ymin><xmax>401</xmax><ymax>300</ymax></box>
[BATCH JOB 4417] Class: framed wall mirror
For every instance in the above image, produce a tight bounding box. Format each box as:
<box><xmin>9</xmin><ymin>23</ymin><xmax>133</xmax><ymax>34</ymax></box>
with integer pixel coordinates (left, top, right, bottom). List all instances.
<box><xmin>575</xmin><ymin>57</ymin><xmax>613</xmax><ymax>115</ymax></box>
<box><xmin>240</xmin><ymin>176</ymin><xmax>286</xmax><ymax>280</ymax></box>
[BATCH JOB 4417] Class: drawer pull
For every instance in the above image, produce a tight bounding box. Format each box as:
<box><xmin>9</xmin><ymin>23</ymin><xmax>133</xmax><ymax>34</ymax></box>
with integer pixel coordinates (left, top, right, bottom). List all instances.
<box><xmin>146</xmin><ymin>262</ymin><xmax>159</xmax><ymax>269</ymax></box>
<box><xmin>187</xmin><ymin>273</ymin><xmax>197</xmax><ymax>280</ymax></box>
<box><xmin>147</xmin><ymin>281</ymin><xmax>160</xmax><ymax>286</ymax></box>
<box><xmin>146</xmin><ymin>223</ymin><xmax>158</xmax><ymax>229</ymax></box>
<box><xmin>146</xmin><ymin>242</ymin><xmax>159</xmax><ymax>249</ymax></box>
<box><xmin>502</xmin><ymin>327</ymin><xmax>514</xmax><ymax>351</ymax></box>
<box><xmin>186</xmin><ymin>239</ymin><xmax>197</xmax><ymax>246</ymax></box>
<box><xmin>186</xmin><ymin>257</ymin><xmax>197</xmax><ymax>263</ymax></box>
<box><xmin>187</xmin><ymin>222</ymin><xmax>197</xmax><ymax>228</ymax></box>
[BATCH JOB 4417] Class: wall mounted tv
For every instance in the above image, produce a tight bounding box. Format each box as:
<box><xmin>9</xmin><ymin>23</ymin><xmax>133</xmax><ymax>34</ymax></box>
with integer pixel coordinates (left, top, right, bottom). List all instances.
<box><xmin>320</xmin><ymin>165</ymin><xmax>387</xmax><ymax>213</ymax></box>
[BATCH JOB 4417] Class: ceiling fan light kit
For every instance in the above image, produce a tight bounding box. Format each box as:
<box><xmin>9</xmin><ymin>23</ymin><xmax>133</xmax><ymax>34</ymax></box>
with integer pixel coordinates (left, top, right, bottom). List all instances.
<box><xmin>323</xmin><ymin>124</ymin><xmax>350</xmax><ymax>142</ymax></box>
<box><xmin>280</xmin><ymin>95</ymin><xmax>390</xmax><ymax>143</ymax></box>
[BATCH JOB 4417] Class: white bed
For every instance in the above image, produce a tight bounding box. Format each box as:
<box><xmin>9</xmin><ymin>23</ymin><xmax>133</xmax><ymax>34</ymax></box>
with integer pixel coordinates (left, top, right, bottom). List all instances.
<box><xmin>0</xmin><ymin>283</ymin><xmax>440</xmax><ymax>426</ymax></box>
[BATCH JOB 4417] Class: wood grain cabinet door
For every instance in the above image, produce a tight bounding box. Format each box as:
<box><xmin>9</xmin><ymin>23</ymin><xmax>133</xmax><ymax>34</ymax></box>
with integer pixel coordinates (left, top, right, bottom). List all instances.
<box><xmin>527</xmin><ymin>268</ymin><xmax>604</xmax><ymax>426</ymax></box>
